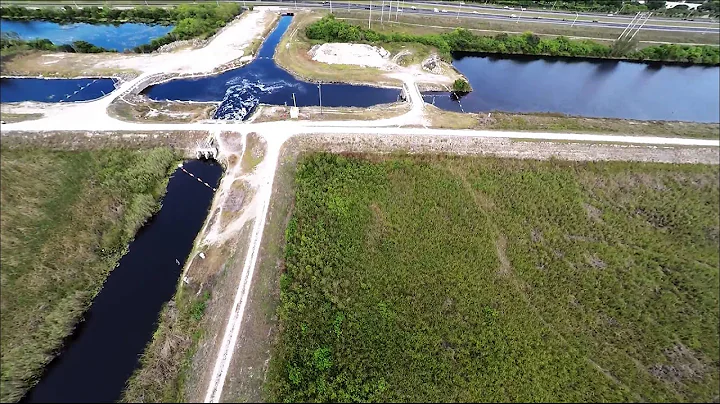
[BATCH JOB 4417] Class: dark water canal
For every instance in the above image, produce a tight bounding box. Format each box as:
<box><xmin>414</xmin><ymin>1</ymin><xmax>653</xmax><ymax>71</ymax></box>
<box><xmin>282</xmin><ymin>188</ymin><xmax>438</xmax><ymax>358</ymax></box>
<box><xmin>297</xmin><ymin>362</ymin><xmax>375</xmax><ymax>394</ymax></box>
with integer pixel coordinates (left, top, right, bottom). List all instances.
<box><xmin>21</xmin><ymin>160</ymin><xmax>221</xmax><ymax>403</ymax></box>
<box><xmin>0</xmin><ymin>77</ymin><xmax>116</xmax><ymax>103</ymax></box>
<box><xmin>427</xmin><ymin>53</ymin><xmax>720</xmax><ymax>123</ymax></box>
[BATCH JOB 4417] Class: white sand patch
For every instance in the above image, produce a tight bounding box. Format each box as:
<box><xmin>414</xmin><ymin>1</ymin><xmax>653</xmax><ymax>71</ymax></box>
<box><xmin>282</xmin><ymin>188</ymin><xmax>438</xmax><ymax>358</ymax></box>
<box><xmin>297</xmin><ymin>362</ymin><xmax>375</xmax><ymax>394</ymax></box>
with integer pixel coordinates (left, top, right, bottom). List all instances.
<box><xmin>309</xmin><ymin>43</ymin><xmax>391</xmax><ymax>69</ymax></box>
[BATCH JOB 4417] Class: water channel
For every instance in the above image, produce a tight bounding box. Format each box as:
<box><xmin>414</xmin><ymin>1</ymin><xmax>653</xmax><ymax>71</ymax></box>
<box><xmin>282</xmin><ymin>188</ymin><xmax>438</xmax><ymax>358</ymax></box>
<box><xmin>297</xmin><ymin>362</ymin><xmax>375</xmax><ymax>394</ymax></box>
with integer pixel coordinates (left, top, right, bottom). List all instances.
<box><xmin>0</xmin><ymin>77</ymin><xmax>116</xmax><ymax>103</ymax></box>
<box><xmin>3</xmin><ymin>15</ymin><xmax>717</xmax><ymax>123</ymax></box>
<box><xmin>143</xmin><ymin>15</ymin><xmax>401</xmax><ymax>120</ymax></box>
<box><xmin>427</xmin><ymin>53</ymin><xmax>720</xmax><ymax>123</ymax></box>
<box><xmin>21</xmin><ymin>160</ymin><xmax>222</xmax><ymax>403</ymax></box>
<box><xmin>0</xmin><ymin>19</ymin><xmax>173</xmax><ymax>51</ymax></box>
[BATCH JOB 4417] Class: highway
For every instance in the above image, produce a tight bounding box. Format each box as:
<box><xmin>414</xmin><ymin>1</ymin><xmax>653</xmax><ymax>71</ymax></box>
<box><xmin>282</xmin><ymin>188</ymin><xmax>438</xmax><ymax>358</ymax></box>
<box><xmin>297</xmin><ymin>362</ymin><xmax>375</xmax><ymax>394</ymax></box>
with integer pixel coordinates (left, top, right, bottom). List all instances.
<box><xmin>1</xmin><ymin>0</ymin><xmax>718</xmax><ymax>34</ymax></box>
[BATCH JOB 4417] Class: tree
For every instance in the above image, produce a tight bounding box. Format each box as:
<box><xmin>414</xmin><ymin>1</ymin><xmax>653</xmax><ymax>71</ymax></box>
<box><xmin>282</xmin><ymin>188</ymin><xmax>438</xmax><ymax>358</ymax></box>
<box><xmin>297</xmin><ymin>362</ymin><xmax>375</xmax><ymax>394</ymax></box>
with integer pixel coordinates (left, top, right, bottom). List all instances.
<box><xmin>646</xmin><ymin>0</ymin><xmax>666</xmax><ymax>10</ymax></box>
<box><xmin>453</xmin><ymin>79</ymin><xmax>472</xmax><ymax>93</ymax></box>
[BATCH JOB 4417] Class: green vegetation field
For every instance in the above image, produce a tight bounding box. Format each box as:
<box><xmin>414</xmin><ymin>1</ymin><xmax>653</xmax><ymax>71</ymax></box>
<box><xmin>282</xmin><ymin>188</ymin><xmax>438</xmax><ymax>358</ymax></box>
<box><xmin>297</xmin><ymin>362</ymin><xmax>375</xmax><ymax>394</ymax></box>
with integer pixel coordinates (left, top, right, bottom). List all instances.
<box><xmin>266</xmin><ymin>153</ymin><xmax>720</xmax><ymax>402</ymax></box>
<box><xmin>0</xmin><ymin>147</ymin><xmax>179</xmax><ymax>402</ymax></box>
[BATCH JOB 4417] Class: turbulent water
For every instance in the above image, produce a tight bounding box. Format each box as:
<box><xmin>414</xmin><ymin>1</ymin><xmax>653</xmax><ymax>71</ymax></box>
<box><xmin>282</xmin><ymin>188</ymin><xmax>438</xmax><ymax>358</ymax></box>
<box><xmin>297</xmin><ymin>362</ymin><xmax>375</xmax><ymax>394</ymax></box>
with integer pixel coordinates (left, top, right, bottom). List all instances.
<box><xmin>212</xmin><ymin>74</ymin><xmax>303</xmax><ymax>120</ymax></box>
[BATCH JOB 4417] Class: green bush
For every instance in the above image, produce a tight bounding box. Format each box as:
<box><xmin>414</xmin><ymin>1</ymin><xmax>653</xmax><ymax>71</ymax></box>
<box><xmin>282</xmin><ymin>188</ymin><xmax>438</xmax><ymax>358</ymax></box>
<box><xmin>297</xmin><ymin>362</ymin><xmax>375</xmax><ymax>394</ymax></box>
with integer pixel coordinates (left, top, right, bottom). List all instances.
<box><xmin>452</xmin><ymin>78</ymin><xmax>472</xmax><ymax>92</ymax></box>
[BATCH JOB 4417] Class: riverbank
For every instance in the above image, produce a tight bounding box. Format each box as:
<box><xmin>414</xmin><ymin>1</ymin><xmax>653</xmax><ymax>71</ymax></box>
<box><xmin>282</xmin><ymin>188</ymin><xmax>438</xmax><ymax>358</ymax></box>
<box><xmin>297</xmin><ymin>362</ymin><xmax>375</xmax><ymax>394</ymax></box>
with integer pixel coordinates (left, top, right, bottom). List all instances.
<box><xmin>0</xmin><ymin>145</ymin><xmax>181</xmax><ymax>403</ymax></box>
<box><xmin>425</xmin><ymin>107</ymin><xmax>720</xmax><ymax>140</ymax></box>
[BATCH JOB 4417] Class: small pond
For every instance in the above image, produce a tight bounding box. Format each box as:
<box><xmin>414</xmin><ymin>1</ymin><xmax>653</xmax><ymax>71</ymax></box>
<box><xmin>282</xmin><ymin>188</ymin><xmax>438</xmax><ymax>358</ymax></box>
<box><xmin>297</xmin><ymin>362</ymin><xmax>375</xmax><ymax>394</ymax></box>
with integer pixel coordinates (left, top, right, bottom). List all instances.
<box><xmin>0</xmin><ymin>19</ymin><xmax>173</xmax><ymax>51</ymax></box>
<box><xmin>143</xmin><ymin>15</ymin><xmax>401</xmax><ymax>120</ymax></box>
<box><xmin>427</xmin><ymin>53</ymin><xmax>720</xmax><ymax>123</ymax></box>
<box><xmin>0</xmin><ymin>77</ymin><xmax>117</xmax><ymax>103</ymax></box>
<box><xmin>21</xmin><ymin>160</ymin><xmax>222</xmax><ymax>403</ymax></box>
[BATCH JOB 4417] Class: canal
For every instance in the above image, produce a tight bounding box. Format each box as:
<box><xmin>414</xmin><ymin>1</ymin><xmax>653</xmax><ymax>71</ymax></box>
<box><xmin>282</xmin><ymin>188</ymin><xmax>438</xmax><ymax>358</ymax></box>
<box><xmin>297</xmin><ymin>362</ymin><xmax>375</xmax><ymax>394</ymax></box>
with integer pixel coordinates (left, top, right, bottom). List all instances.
<box><xmin>21</xmin><ymin>160</ymin><xmax>222</xmax><ymax>403</ymax></box>
<box><xmin>143</xmin><ymin>15</ymin><xmax>402</xmax><ymax>120</ymax></box>
<box><xmin>0</xmin><ymin>77</ymin><xmax>117</xmax><ymax>103</ymax></box>
<box><xmin>427</xmin><ymin>53</ymin><xmax>720</xmax><ymax>123</ymax></box>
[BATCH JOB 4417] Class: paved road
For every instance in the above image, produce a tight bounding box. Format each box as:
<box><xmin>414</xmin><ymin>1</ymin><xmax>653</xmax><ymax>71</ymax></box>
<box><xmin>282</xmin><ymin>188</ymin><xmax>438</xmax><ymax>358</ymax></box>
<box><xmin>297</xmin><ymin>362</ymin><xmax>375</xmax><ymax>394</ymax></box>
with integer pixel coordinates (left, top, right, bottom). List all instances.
<box><xmin>1</xmin><ymin>0</ymin><xmax>718</xmax><ymax>34</ymax></box>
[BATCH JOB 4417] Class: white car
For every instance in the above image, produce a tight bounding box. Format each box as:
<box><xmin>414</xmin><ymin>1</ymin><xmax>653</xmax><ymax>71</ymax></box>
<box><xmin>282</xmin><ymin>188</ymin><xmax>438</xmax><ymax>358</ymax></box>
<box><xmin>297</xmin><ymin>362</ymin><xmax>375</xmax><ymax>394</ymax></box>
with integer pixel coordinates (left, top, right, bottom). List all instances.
<box><xmin>503</xmin><ymin>5</ymin><xmax>509</xmax><ymax>9</ymax></box>
<box><xmin>511</xmin><ymin>13</ymin><xmax>517</xmax><ymax>17</ymax></box>
<box><xmin>442</xmin><ymin>9</ymin><xmax>448</xmax><ymax>12</ymax></box>
<box><xmin>411</xmin><ymin>6</ymin><xmax>416</xmax><ymax>9</ymax></box>
<box><xmin>434</xmin><ymin>8</ymin><xmax>439</xmax><ymax>12</ymax></box>
<box><xmin>607</xmin><ymin>13</ymin><xmax>614</xmax><ymax>16</ymax></box>
<box><xmin>472</xmin><ymin>10</ymin><xmax>479</xmax><ymax>14</ymax></box>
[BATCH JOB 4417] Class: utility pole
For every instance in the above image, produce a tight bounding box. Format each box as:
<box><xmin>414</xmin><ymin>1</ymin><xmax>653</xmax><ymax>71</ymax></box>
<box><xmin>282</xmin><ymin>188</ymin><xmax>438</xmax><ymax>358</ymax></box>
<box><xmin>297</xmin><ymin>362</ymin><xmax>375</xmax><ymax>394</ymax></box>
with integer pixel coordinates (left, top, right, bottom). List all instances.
<box><xmin>330</xmin><ymin>0</ymin><xmax>333</xmax><ymax>13</ymax></box>
<box><xmin>629</xmin><ymin>12</ymin><xmax>652</xmax><ymax>40</ymax></box>
<box><xmin>517</xmin><ymin>8</ymin><xmax>523</xmax><ymax>23</ymax></box>
<box><xmin>457</xmin><ymin>3</ymin><xmax>461</xmax><ymax>19</ymax></box>
<box><xmin>292</xmin><ymin>93</ymin><xmax>297</xmax><ymax>108</ymax></box>
<box><xmin>381</xmin><ymin>0</ymin><xmax>384</xmax><ymax>24</ymax></box>
<box><xmin>571</xmin><ymin>12</ymin><xmax>579</xmax><ymax>27</ymax></box>
<box><xmin>317</xmin><ymin>83</ymin><xmax>323</xmax><ymax>115</ymax></box>
<box><xmin>395</xmin><ymin>0</ymin><xmax>399</xmax><ymax>21</ymax></box>
<box><xmin>368</xmin><ymin>1</ymin><xmax>372</xmax><ymax>29</ymax></box>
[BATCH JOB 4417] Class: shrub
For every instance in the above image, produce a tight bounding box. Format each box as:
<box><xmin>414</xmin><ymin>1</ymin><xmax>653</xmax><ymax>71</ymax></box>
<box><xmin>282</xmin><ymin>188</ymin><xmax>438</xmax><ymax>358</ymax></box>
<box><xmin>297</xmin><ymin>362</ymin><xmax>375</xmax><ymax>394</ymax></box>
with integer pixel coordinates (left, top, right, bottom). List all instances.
<box><xmin>452</xmin><ymin>78</ymin><xmax>472</xmax><ymax>92</ymax></box>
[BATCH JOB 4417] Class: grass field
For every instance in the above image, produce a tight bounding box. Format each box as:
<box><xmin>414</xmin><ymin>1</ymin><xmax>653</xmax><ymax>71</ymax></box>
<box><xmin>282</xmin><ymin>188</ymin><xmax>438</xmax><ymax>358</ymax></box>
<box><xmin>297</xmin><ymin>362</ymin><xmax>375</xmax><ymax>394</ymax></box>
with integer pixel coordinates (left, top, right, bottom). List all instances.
<box><xmin>265</xmin><ymin>153</ymin><xmax>719</xmax><ymax>402</ymax></box>
<box><xmin>0</xmin><ymin>147</ymin><xmax>179</xmax><ymax>402</ymax></box>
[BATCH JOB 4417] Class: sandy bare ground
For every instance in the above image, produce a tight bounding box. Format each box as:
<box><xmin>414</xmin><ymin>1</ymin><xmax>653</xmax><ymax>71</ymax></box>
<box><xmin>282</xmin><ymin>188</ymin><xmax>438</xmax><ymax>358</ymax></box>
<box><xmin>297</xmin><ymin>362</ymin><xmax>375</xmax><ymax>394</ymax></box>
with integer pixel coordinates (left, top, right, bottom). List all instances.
<box><xmin>310</xmin><ymin>43</ymin><xmax>392</xmax><ymax>68</ymax></box>
<box><xmin>305</xmin><ymin>41</ymin><xmax>461</xmax><ymax>91</ymax></box>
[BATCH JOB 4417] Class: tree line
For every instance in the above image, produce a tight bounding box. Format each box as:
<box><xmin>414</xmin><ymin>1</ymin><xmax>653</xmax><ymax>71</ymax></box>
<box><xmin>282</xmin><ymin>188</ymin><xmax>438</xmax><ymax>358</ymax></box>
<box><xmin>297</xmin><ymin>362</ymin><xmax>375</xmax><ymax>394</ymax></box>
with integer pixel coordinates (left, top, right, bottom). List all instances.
<box><xmin>1</xmin><ymin>32</ymin><xmax>113</xmax><ymax>54</ymax></box>
<box><xmin>306</xmin><ymin>15</ymin><xmax>720</xmax><ymax>65</ymax></box>
<box><xmin>0</xmin><ymin>3</ymin><xmax>242</xmax><ymax>54</ymax></box>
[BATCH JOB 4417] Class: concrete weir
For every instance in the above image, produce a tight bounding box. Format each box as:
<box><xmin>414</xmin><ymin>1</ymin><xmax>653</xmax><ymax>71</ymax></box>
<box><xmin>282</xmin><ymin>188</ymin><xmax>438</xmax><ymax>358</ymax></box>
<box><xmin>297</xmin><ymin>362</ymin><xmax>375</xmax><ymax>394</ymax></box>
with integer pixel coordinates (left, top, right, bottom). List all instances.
<box><xmin>195</xmin><ymin>134</ymin><xmax>220</xmax><ymax>160</ymax></box>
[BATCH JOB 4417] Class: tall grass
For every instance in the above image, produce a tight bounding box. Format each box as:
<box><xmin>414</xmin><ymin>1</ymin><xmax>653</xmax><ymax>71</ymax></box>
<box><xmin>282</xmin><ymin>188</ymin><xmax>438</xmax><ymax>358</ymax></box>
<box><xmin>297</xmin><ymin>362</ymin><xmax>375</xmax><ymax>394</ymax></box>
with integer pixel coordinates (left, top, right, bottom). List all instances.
<box><xmin>266</xmin><ymin>153</ymin><xmax>719</xmax><ymax>402</ymax></box>
<box><xmin>0</xmin><ymin>147</ymin><xmax>178</xmax><ymax>403</ymax></box>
